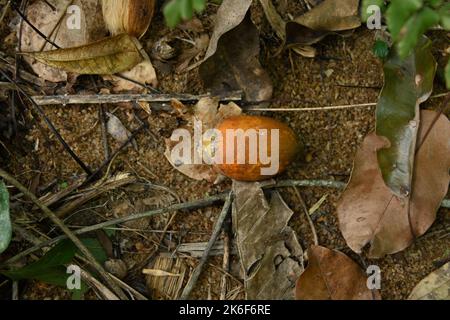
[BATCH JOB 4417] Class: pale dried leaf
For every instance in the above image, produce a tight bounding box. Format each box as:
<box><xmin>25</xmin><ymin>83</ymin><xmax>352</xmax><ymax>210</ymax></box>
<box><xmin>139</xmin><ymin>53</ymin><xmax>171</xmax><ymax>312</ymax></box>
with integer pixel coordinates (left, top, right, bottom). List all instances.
<box><xmin>232</xmin><ymin>181</ymin><xmax>304</xmax><ymax>300</ymax></box>
<box><xmin>408</xmin><ymin>262</ymin><xmax>450</xmax><ymax>300</ymax></box>
<box><xmin>164</xmin><ymin>98</ymin><xmax>242</xmax><ymax>182</ymax></box>
<box><xmin>104</xmin><ymin>59</ymin><xmax>158</xmax><ymax>93</ymax></box>
<box><xmin>20</xmin><ymin>0</ymin><xmax>107</xmax><ymax>82</ymax></box>
<box><xmin>142</xmin><ymin>269</ymin><xmax>181</xmax><ymax>277</ymax></box>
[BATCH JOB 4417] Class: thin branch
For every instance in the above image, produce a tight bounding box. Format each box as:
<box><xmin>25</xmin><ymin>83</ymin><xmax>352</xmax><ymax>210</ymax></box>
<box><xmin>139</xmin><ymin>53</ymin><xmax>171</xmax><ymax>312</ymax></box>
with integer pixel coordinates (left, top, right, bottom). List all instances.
<box><xmin>180</xmin><ymin>192</ymin><xmax>233</xmax><ymax>300</ymax></box>
<box><xmin>31</xmin><ymin>92</ymin><xmax>243</xmax><ymax>106</ymax></box>
<box><xmin>0</xmin><ymin>168</ymin><xmax>128</xmax><ymax>300</ymax></box>
<box><xmin>293</xmin><ymin>187</ymin><xmax>319</xmax><ymax>246</ymax></box>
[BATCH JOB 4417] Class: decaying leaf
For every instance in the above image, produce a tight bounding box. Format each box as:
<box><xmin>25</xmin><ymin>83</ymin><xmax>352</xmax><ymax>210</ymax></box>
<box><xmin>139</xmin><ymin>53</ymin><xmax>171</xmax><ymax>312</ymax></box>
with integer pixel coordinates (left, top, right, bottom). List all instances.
<box><xmin>376</xmin><ymin>36</ymin><xmax>437</xmax><ymax>197</ymax></box>
<box><xmin>196</xmin><ymin>0</ymin><xmax>272</xmax><ymax>102</ymax></box>
<box><xmin>296</xmin><ymin>246</ymin><xmax>381</xmax><ymax>300</ymax></box>
<box><xmin>337</xmin><ymin>110</ymin><xmax>450</xmax><ymax>258</ymax></box>
<box><xmin>200</xmin><ymin>0</ymin><xmax>253</xmax><ymax>65</ymax></box>
<box><xmin>408</xmin><ymin>262</ymin><xmax>450</xmax><ymax>300</ymax></box>
<box><xmin>164</xmin><ymin>98</ymin><xmax>242</xmax><ymax>182</ymax></box>
<box><xmin>200</xmin><ymin>14</ymin><xmax>273</xmax><ymax>103</ymax></box>
<box><xmin>20</xmin><ymin>0</ymin><xmax>107</xmax><ymax>82</ymax></box>
<box><xmin>103</xmin><ymin>59</ymin><xmax>158</xmax><ymax>92</ymax></box>
<box><xmin>232</xmin><ymin>181</ymin><xmax>304</xmax><ymax>300</ymax></box>
<box><xmin>285</xmin><ymin>0</ymin><xmax>360</xmax><ymax>49</ymax></box>
<box><xmin>0</xmin><ymin>181</ymin><xmax>11</xmax><ymax>254</ymax></box>
<box><xmin>259</xmin><ymin>0</ymin><xmax>286</xmax><ymax>41</ymax></box>
<box><xmin>27</xmin><ymin>34</ymin><xmax>145</xmax><ymax>76</ymax></box>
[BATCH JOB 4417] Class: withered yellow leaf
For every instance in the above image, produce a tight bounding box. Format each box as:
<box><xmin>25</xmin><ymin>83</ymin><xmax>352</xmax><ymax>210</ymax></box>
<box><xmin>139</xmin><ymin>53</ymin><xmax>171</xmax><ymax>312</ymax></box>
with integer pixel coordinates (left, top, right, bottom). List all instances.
<box><xmin>26</xmin><ymin>34</ymin><xmax>145</xmax><ymax>75</ymax></box>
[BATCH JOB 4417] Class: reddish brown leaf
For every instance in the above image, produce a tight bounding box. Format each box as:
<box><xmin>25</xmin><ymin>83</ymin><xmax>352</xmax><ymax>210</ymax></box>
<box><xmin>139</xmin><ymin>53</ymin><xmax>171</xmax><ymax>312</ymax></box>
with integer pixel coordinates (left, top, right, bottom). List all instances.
<box><xmin>296</xmin><ymin>246</ymin><xmax>380</xmax><ymax>300</ymax></box>
<box><xmin>337</xmin><ymin>110</ymin><xmax>450</xmax><ymax>258</ymax></box>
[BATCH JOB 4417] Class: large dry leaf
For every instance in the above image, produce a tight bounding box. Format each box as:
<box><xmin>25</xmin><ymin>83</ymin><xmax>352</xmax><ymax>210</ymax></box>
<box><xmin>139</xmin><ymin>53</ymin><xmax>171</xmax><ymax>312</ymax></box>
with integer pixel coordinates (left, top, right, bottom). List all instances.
<box><xmin>232</xmin><ymin>181</ymin><xmax>304</xmax><ymax>300</ymax></box>
<box><xmin>27</xmin><ymin>34</ymin><xmax>145</xmax><ymax>75</ymax></box>
<box><xmin>285</xmin><ymin>0</ymin><xmax>360</xmax><ymax>48</ymax></box>
<box><xmin>408</xmin><ymin>262</ymin><xmax>450</xmax><ymax>300</ymax></box>
<box><xmin>20</xmin><ymin>0</ymin><xmax>107</xmax><ymax>82</ymax></box>
<box><xmin>164</xmin><ymin>98</ymin><xmax>242</xmax><ymax>183</ymax></box>
<box><xmin>376</xmin><ymin>37</ymin><xmax>436</xmax><ymax>197</ymax></box>
<box><xmin>296</xmin><ymin>246</ymin><xmax>381</xmax><ymax>300</ymax></box>
<box><xmin>337</xmin><ymin>110</ymin><xmax>450</xmax><ymax>259</ymax></box>
<box><xmin>200</xmin><ymin>14</ymin><xmax>273</xmax><ymax>103</ymax></box>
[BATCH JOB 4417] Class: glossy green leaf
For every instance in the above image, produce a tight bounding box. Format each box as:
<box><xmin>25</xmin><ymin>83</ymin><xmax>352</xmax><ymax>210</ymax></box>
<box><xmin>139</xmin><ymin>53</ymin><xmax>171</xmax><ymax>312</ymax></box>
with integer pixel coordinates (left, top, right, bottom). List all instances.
<box><xmin>373</xmin><ymin>40</ymin><xmax>390</xmax><ymax>59</ymax></box>
<box><xmin>164</xmin><ymin>0</ymin><xmax>207</xmax><ymax>28</ymax></box>
<box><xmin>386</xmin><ymin>0</ymin><xmax>423</xmax><ymax>40</ymax></box>
<box><xmin>396</xmin><ymin>7</ymin><xmax>440</xmax><ymax>58</ymax></box>
<box><xmin>0</xmin><ymin>181</ymin><xmax>11</xmax><ymax>254</ymax></box>
<box><xmin>376</xmin><ymin>36</ymin><xmax>437</xmax><ymax>197</ymax></box>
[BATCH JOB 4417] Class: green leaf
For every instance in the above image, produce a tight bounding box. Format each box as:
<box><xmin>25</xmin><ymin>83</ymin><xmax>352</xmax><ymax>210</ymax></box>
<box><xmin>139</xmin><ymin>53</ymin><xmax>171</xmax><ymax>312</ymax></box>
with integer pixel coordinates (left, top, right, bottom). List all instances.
<box><xmin>361</xmin><ymin>0</ymin><xmax>386</xmax><ymax>22</ymax></box>
<box><xmin>179</xmin><ymin>0</ymin><xmax>193</xmax><ymax>20</ymax></box>
<box><xmin>78</xmin><ymin>238</ymin><xmax>108</xmax><ymax>265</ymax></box>
<box><xmin>396</xmin><ymin>7</ymin><xmax>440</xmax><ymax>58</ymax></box>
<box><xmin>0</xmin><ymin>181</ymin><xmax>11</xmax><ymax>254</ymax></box>
<box><xmin>373</xmin><ymin>40</ymin><xmax>390</xmax><ymax>59</ymax></box>
<box><xmin>438</xmin><ymin>3</ymin><xmax>450</xmax><ymax>30</ymax></box>
<box><xmin>445</xmin><ymin>60</ymin><xmax>450</xmax><ymax>89</ymax></box>
<box><xmin>386</xmin><ymin>0</ymin><xmax>423</xmax><ymax>40</ymax></box>
<box><xmin>376</xmin><ymin>36</ymin><xmax>437</xmax><ymax>196</ymax></box>
<box><xmin>164</xmin><ymin>0</ymin><xmax>182</xmax><ymax>28</ymax></box>
<box><xmin>2</xmin><ymin>240</ymin><xmax>77</xmax><ymax>281</ymax></box>
<box><xmin>192</xmin><ymin>0</ymin><xmax>207</xmax><ymax>12</ymax></box>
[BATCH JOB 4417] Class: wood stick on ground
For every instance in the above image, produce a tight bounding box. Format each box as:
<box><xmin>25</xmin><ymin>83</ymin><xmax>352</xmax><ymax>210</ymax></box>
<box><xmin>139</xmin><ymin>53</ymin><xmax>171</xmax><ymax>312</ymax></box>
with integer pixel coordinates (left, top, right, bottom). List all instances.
<box><xmin>220</xmin><ymin>218</ymin><xmax>232</xmax><ymax>301</ymax></box>
<box><xmin>293</xmin><ymin>187</ymin><xmax>319</xmax><ymax>246</ymax></box>
<box><xmin>3</xmin><ymin>180</ymin><xmax>450</xmax><ymax>266</ymax></box>
<box><xmin>0</xmin><ymin>168</ymin><xmax>128</xmax><ymax>300</ymax></box>
<box><xmin>180</xmin><ymin>192</ymin><xmax>233</xmax><ymax>300</ymax></box>
<box><xmin>31</xmin><ymin>92</ymin><xmax>243</xmax><ymax>106</ymax></box>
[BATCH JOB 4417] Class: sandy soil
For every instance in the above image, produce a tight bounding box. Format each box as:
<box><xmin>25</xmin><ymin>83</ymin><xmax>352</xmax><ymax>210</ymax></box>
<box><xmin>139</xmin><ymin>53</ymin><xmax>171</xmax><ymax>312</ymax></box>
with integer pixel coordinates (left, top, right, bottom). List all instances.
<box><xmin>0</xmin><ymin>1</ymin><xmax>449</xmax><ymax>300</ymax></box>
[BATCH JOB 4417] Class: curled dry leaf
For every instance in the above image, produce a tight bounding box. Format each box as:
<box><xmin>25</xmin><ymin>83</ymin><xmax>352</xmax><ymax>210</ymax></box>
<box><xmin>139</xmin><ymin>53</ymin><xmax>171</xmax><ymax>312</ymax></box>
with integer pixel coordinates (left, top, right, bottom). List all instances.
<box><xmin>296</xmin><ymin>246</ymin><xmax>381</xmax><ymax>300</ymax></box>
<box><xmin>20</xmin><ymin>0</ymin><xmax>108</xmax><ymax>82</ymax></box>
<box><xmin>376</xmin><ymin>36</ymin><xmax>436</xmax><ymax>197</ymax></box>
<box><xmin>408</xmin><ymin>262</ymin><xmax>450</xmax><ymax>300</ymax></box>
<box><xmin>232</xmin><ymin>181</ymin><xmax>304</xmax><ymax>300</ymax></box>
<box><xmin>285</xmin><ymin>0</ymin><xmax>360</xmax><ymax>49</ymax></box>
<box><xmin>27</xmin><ymin>34</ymin><xmax>145</xmax><ymax>76</ymax></box>
<box><xmin>337</xmin><ymin>110</ymin><xmax>450</xmax><ymax>258</ymax></box>
<box><xmin>164</xmin><ymin>98</ymin><xmax>242</xmax><ymax>183</ymax></box>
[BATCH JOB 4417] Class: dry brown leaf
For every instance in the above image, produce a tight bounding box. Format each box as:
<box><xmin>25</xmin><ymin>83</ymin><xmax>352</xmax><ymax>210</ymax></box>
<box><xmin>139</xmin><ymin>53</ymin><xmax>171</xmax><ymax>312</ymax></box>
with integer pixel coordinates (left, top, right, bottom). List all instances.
<box><xmin>20</xmin><ymin>0</ymin><xmax>107</xmax><ymax>82</ymax></box>
<box><xmin>164</xmin><ymin>98</ymin><xmax>242</xmax><ymax>183</ymax></box>
<box><xmin>337</xmin><ymin>110</ymin><xmax>450</xmax><ymax>258</ymax></box>
<box><xmin>408</xmin><ymin>262</ymin><xmax>450</xmax><ymax>300</ymax></box>
<box><xmin>27</xmin><ymin>34</ymin><xmax>145</xmax><ymax>75</ymax></box>
<box><xmin>296</xmin><ymin>246</ymin><xmax>381</xmax><ymax>300</ymax></box>
<box><xmin>200</xmin><ymin>0</ymin><xmax>253</xmax><ymax>66</ymax></box>
<box><xmin>232</xmin><ymin>181</ymin><xmax>304</xmax><ymax>300</ymax></box>
<box><xmin>285</xmin><ymin>0</ymin><xmax>360</xmax><ymax>49</ymax></box>
<box><xmin>200</xmin><ymin>14</ymin><xmax>273</xmax><ymax>103</ymax></box>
